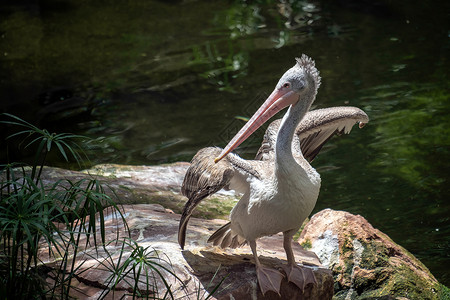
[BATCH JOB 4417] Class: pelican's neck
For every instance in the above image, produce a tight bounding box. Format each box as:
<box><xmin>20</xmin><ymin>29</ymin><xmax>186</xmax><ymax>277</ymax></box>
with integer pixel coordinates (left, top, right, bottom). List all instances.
<box><xmin>275</xmin><ymin>90</ymin><xmax>315</xmax><ymax>172</ymax></box>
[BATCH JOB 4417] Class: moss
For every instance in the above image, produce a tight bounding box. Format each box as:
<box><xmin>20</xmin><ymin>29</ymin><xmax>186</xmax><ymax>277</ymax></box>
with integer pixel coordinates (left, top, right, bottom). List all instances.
<box><xmin>117</xmin><ymin>184</ymin><xmax>237</xmax><ymax>219</ymax></box>
<box><xmin>293</xmin><ymin>218</ymin><xmax>310</xmax><ymax>241</ymax></box>
<box><xmin>332</xmin><ymin>290</ymin><xmax>349</xmax><ymax>300</ymax></box>
<box><xmin>438</xmin><ymin>284</ymin><xmax>450</xmax><ymax>300</ymax></box>
<box><xmin>300</xmin><ymin>239</ymin><xmax>312</xmax><ymax>250</ymax></box>
<box><xmin>373</xmin><ymin>267</ymin><xmax>391</xmax><ymax>285</ymax></box>
<box><xmin>344</xmin><ymin>261</ymin><xmax>354</xmax><ymax>277</ymax></box>
<box><xmin>118</xmin><ymin>184</ymin><xmax>132</xmax><ymax>191</ymax></box>
<box><xmin>359</xmin><ymin>240</ymin><xmax>391</xmax><ymax>270</ymax></box>
<box><xmin>358</xmin><ymin>264</ymin><xmax>440</xmax><ymax>300</ymax></box>
<box><xmin>341</xmin><ymin>238</ymin><xmax>354</xmax><ymax>255</ymax></box>
<box><xmin>332</xmin><ymin>233</ymin><xmax>446</xmax><ymax>300</ymax></box>
<box><xmin>339</xmin><ymin>238</ymin><xmax>355</xmax><ymax>276</ymax></box>
<box><xmin>354</xmin><ymin>274</ymin><xmax>375</xmax><ymax>294</ymax></box>
<box><xmin>194</xmin><ymin>197</ymin><xmax>238</xmax><ymax>220</ymax></box>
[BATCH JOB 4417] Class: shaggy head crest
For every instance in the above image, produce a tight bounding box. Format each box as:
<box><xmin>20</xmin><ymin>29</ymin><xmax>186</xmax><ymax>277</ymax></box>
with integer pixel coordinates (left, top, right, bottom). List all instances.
<box><xmin>295</xmin><ymin>54</ymin><xmax>321</xmax><ymax>89</ymax></box>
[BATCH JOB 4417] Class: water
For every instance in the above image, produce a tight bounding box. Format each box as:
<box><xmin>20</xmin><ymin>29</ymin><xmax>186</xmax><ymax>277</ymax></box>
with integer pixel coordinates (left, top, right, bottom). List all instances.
<box><xmin>1</xmin><ymin>0</ymin><xmax>449</xmax><ymax>286</ymax></box>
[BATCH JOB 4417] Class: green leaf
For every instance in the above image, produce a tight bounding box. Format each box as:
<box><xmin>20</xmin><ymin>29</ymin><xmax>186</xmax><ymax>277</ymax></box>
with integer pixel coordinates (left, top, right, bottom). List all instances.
<box><xmin>1</xmin><ymin>113</ymin><xmax>40</xmax><ymax>131</ymax></box>
<box><xmin>55</xmin><ymin>142</ymin><xmax>69</xmax><ymax>162</ymax></box>
<box><xmin>6</xmin><ymin>129</ymin><xmax>35</xmax><ymax>140</ymax></box>
<box><xmin>24</xmin><ymin>135</ymin><xmax>44</xmax><ymax>149</ymax></box>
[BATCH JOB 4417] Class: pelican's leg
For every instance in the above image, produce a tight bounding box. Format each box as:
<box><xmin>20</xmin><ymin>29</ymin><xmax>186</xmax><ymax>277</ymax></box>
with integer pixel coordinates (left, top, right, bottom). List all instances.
<box><xmin>250</xmin><ymin>240</ymin><xmax>284</xmax><ymax>296</ymax></box>
<box><xmin>281</xmin><ymin>232</ymin><xmax>317</xmax><ymax>292</ymax></box>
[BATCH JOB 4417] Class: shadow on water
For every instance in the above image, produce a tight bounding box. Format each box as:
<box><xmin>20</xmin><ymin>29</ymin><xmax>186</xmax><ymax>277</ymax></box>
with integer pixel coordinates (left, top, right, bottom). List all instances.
<box><xmin>0</xmin><ymin>0</ymin><xmax>449</xmax><ymax>286</ymax></box>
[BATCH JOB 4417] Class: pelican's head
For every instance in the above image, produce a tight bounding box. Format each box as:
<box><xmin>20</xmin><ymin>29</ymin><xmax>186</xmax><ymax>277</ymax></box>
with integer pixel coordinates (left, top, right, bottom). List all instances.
<box><xmin>274</xmin><ymin>55</ymin><xmax>321</xmax><ymax>105</ymax></box>
<box><xmin>214</xmin><ymin>55</ymin><xmax>320</xmax><ymax>163</ymax></box>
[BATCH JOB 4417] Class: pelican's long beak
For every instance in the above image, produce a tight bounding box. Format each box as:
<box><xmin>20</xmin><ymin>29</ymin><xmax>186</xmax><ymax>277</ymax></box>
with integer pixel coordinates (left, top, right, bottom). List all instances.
<box><xmin>214</xmin><ymin>88</ymin><xmax>299</xmax><ymax>163</ymax></box>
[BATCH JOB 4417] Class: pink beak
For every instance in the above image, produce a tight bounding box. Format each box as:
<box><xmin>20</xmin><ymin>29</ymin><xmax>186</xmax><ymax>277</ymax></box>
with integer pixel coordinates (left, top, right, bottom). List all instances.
<box><xmin>214</xmin><ymin>87</ymin><xmax>299</xmax><ymax>163</ymax></box>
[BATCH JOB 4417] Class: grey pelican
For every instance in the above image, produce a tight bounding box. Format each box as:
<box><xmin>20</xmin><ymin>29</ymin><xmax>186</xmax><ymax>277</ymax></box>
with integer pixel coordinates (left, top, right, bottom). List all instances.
<box><xmin>178</xmin><ymin>55</ymin><xmax>368</xmax><ymax>295</ymax></box>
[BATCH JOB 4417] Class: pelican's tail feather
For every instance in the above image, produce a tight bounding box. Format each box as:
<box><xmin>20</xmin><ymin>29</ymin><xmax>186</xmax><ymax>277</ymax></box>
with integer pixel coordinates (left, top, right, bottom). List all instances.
<box><xmin>207</xmin><ymin>222</ymin><xmax>247</xmax><ymax>249</ymax></box>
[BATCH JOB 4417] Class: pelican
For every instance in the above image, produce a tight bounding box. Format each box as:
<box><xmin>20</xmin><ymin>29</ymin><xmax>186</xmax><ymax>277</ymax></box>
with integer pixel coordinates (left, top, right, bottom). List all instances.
<box><xmin>178</xmin><ymin>55</ymin><xmax>368</xmax><ymax>295</ymax></box>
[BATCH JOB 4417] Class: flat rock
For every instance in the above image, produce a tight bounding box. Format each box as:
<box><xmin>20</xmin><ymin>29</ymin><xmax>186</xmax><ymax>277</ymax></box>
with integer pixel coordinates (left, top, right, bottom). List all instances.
<box><xmin>29</xmin><ymin>164</ymin><xmax>447</xmax><ymax>299</ymax></box>
<box><xmin>39</xmin><ymin>204</ymin><xmax>333</xmax><ymax>299</ymax></box>
<box><xmin>38</xmin><ymin>163</ymin><xmax>238</xmax><ymax>219</ymax></box>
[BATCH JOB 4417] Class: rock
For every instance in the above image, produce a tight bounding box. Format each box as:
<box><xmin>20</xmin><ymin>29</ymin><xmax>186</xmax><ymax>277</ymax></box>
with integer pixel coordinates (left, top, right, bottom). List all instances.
<box><xmin>38</xmin><ymin>163</ymin><xmax>238</xmax><ymax>219</ymax></box>
<box><xmin>39</xmin><ymin>204</ymin><xmax>334</xmax><ymax>299</ymax></box>
<box><xmin>29</xmin><ymin>164</ymin><xmax>447</xmax><ymax>298</ymax></box>
<box><xmin>298</xmin><ymin>209</ymin><xmax>444</xmax><ymax>299</ymax></box>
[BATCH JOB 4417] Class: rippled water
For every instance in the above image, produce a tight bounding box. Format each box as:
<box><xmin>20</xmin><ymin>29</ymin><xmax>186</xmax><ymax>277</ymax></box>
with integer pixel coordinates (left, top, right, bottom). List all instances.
<box><xmin>1</xmin><ymin>0</ymin><xmax>449</xmax><ymax>286</ymax></box>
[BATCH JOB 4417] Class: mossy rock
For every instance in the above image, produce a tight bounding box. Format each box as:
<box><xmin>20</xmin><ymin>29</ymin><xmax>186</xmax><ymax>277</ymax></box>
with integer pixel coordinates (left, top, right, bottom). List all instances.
<box><xmin>299</xmin><ymin>209</ymin><xmax>447</xmax><ymax>300</ymax></box>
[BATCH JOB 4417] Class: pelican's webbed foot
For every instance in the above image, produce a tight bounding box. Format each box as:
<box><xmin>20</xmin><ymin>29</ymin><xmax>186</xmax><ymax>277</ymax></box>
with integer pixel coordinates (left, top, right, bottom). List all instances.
<box><xmin>281</xmin><ymin>264</ymin><xmax>317</xmax><ymax>292</ymax></box>
<box><xmin>256</xmin><ymin>265</ymin><xmax>284</xmax><ymax>296</ymax></box>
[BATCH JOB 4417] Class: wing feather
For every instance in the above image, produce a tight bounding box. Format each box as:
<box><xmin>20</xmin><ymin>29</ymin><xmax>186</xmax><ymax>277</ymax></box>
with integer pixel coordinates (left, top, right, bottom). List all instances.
<box><xmin>297</xmin><ymin>107</ymin><xmax>369</xmax><ymax>161</ymax></box>
<box><xmin>178</xmin><ymin>147</ymin><xmax>234</xmax><ymax>249</ymax></box>
<box><xmin>178</xmin><ymin>147</ymin><xmax>261</xmax><ymax>249</ymax></box>
<box><xmin>255</xmin><ymin>106</ymin><xmax>369</xmax><ymax>162</ymax></box>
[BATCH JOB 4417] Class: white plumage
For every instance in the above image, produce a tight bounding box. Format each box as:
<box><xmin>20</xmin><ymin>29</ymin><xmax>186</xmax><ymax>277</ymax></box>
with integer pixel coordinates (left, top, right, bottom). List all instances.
<box><xmin>178</xmin><ymin>55</ymin><xmax>369</xmax><ymax>295</ymax></box>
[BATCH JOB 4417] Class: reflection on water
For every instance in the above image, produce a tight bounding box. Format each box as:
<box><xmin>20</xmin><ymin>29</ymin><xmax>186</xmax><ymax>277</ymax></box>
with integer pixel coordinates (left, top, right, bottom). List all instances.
<box><xmin>0</xmin><ymin>0</ymin><xmax>449</xmax><ymax>286</ymax></box>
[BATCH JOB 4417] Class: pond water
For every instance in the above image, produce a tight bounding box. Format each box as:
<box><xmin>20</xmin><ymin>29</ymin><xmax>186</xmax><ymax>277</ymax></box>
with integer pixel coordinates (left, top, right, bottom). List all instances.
<box><xmin>1</xmin><ymin>0</ymin><xmax>449</xmax><ymax>286</ymax></box>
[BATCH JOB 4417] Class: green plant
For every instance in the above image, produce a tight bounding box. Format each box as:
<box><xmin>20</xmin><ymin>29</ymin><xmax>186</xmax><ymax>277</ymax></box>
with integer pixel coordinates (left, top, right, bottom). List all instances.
<box><xmin>196</xmin><ymin>265</ymin><xmax>229</xmax><ymax>300</ymax></box>
<box><xmin>0</xmin><ymin>114</ymin><xmax>128</xmax><ymax>299</ymax></box>
<box><xmin>2</xmin><ymin>113</ymin><xmax>87</xmax><ymax>182</ymax></box>
<box><xmin>92</xmin><ymin>238</ymin><xmax>181</xmax><ymax>299</ymax></box>
<box><xmin>0</xmin><ymin>113</ymin><xmax>230</xmax><ymax>299</ymax></box>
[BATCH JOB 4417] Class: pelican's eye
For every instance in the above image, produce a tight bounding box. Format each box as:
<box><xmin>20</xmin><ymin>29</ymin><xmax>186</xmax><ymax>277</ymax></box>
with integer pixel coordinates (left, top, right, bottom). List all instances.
<box><xmin>283</xmin><ymin>82</ymin><xmax>290</xmax><ymax>88</ymax></box>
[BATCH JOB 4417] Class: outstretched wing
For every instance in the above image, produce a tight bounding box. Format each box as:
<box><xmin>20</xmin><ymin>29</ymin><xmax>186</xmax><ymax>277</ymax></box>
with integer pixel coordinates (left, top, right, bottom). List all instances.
<box><xmin>255</xmin><ymin>106</ymin><xmax>369</xmax><ymax>162</ymax></box>
<box><xmin>178</xmin><ymin>147</ymin><xmax>261</xmax><ymax>249</ymax></box>
<box><xmin>296</xmin><ymin>107</ymin><xmax>369</xmax><ymax>161</ymax></box>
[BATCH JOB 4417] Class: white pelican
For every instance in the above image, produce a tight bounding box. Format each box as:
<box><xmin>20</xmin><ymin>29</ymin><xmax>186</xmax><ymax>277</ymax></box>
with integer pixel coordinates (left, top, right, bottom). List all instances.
<box><xmin>178</xmin><ymin>55</ymin><xmax>368</xmax><ymax>295</ymax></box>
